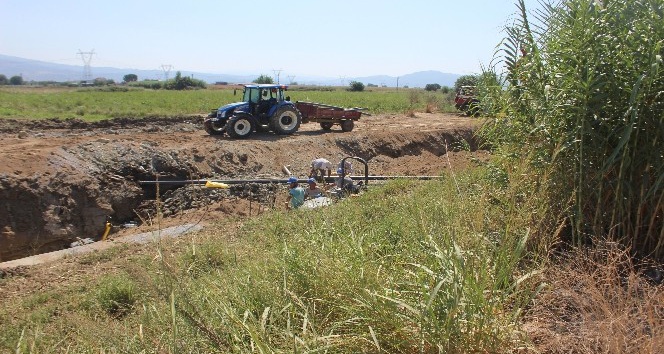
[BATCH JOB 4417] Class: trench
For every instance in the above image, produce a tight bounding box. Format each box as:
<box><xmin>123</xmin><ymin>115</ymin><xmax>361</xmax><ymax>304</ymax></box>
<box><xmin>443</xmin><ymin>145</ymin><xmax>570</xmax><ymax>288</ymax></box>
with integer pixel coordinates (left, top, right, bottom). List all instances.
<box><xmin>0</xmin><ymin>126</ymin><xmax>482</xmax><ymax>263</ymax></box>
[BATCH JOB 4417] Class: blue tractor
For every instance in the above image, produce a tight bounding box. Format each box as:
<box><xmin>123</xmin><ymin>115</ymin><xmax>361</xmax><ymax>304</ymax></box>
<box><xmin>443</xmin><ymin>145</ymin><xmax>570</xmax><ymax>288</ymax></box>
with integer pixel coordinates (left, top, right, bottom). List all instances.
<box><xmin>203</xmin><ymin>84</ymin><xmax>302</xmax><ymax>138</ymax></box>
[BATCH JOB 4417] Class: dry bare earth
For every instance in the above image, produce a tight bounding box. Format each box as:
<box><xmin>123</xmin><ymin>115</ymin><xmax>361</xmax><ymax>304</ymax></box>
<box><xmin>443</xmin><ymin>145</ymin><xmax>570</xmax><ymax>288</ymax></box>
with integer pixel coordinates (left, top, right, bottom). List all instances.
<box><xmin>0</xmin><ymin>113</ymin><xmax>484</xmax><ymax>262</ymax></box>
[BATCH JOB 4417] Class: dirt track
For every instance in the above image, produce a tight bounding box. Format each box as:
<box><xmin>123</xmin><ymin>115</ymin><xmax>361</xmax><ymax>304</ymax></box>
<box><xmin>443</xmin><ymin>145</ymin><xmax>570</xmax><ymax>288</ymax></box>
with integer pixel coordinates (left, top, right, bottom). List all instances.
<box><xmin>0</xmin><ymin>113</ymin><xmax>484</xmax><ymax>262</ymax></box>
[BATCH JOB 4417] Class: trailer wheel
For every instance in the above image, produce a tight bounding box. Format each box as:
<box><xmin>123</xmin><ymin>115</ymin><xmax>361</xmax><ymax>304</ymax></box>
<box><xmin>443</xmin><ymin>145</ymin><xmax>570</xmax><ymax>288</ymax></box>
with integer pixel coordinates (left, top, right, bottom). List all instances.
<box><xmin>226</xmin><ymin>115</ymin><xmax>254</xmax><ymax>139</ymax></box>
<box><xmin>467</xmin><ymin>100</ymin><xmax>481</xmax><ymax>117</ymax></box>
<box><xmin>320</xmin><ymin>122</ymin><xmax>333</xmax><ymax>131</ymax></box>
<box><xmin>204</xmin><ymin>119</ymin><xmax>225</xmax><ymax>135</ymax></box>
<box><xmin>271</xmin><ymin>107</ymin><xmax>302</xmax><ymax>135</ymax></box>
<box><xmin>340</xmin><ymin>120</ymin><xmax>354</xmax><ymax>132</ymax></box>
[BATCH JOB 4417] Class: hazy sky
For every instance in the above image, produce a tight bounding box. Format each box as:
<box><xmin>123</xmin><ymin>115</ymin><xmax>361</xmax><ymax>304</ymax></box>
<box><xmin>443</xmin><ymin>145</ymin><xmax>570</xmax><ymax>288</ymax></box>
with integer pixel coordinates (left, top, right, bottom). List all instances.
<box><xmin>1</xmin><ymin>0</ymin><xmax>543</xmax><ymax>78</ymax></box>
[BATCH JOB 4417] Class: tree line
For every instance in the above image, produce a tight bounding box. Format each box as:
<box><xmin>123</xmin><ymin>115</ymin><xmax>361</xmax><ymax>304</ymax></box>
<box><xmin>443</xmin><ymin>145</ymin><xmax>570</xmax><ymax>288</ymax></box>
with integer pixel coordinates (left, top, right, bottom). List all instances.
<box><xmin>0</xmin><ymin>71</ymin><xmax>207</xmax><ymax>90</ymax></box>
<box><xmin>3</xmin><ymin>71</ymin><xmax>481</xmax><ymax>93</ymax></box>
<box><xmin>0</xmin><ymin>74</ymin><xmax>24</xmax><ymax>85</ymax></box>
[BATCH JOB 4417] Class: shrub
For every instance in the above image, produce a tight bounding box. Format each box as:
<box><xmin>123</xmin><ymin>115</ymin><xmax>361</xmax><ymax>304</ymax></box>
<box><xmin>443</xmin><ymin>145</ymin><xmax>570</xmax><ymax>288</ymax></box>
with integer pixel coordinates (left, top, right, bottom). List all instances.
<box><xmin>252</xmin><ymin>74</ymin><xmax>274</xmax><ymax>84</ymax></box>
<box><xmin>425</xmin><ymin>93</ymin><xmax>439</xmax><ymax>112</ymax></box>
<box><xmin>348</xmin><ymin>81</ymin><xmax>365</xmax><ymax>92</ymax></box>
<box><xmin>9</xmin><ymin>75</ymin><xmax>23</xmax><ymax>85</ymax></box>
<box><xmin>453</xmin><ymin>74</ymin><xmax>478</xmax><ymax>92</ymax></box>
<box><xmin>408</xmin><ymin>90</ymin><xmax>421</xmax><ymax>105</ymax></box>
<box><xmin>123</xmin><ymin>74</ymin><xmax>138</xmax><ymax>83</ymax></box>
<box><xmin>424</xmin><ymin>83</ymin><xmax>441</xmax><ymax>91</ymax></box>
<box><xmin>93</xmin><ymin>77</ymin><xmax>114</xmax><ymax>86</ymax></box>
<box><xmin>163</xmin><ymin>71</ymin><xmax>206</xmax><ymax>90</ymax></box>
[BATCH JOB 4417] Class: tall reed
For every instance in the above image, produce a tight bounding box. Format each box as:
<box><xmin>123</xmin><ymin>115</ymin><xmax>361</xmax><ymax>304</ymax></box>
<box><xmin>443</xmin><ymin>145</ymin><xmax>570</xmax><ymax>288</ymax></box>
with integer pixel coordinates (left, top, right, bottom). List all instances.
<box><xmin>481</xmin><ymin>0</ymin><xmax>664</xmax><ymax>260</ymax></box>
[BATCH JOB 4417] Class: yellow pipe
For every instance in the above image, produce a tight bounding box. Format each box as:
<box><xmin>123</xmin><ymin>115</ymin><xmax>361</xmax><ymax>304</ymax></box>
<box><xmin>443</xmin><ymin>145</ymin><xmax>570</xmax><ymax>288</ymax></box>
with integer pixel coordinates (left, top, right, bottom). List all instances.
<box><xmin>205</xmin><ymin>180</ymin><xmax>229</xmax><ymax>188</ymax></box>
<box><xmin>101</xmin><ymin>221</ymin><xmax>112</xmax><ymax>241</ymax></box>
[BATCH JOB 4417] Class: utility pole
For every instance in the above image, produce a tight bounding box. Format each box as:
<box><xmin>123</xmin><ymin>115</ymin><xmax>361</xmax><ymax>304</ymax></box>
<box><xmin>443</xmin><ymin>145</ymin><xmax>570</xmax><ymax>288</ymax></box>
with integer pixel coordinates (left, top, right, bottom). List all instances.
<box><xmin>77</xmin><ymin>49</ymin><xmax>95</xmax><ymax>83</ymax></box>
<box><xmin>396</xmin><ymin>77</ymin><xmax>399</xmax><ymax>91</ymax></box>
<box><xmin>160</xmin><ymin>64</ymin><xmax>173</xmax><ymax>81</ymax></box>
<box><xmin>272</xmin><ymin>68</ymin><xmax>283</xmax><ymax>84</ymax></box>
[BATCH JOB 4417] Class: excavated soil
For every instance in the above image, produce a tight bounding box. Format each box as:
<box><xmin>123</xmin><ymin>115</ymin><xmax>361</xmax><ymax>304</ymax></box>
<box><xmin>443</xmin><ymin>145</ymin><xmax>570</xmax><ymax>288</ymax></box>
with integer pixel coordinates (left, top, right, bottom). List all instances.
<box><xmin>0</xmin><ymin>113</ymin><xmax>486</xmax><ymax>262</ymax></box>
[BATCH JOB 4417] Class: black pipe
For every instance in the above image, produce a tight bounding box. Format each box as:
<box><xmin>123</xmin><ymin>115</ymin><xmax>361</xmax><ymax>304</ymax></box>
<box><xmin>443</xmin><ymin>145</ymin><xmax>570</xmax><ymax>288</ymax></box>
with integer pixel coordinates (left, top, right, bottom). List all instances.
<box><xmin>340</xmin><ymin>156</ymin><xmax>369</xmax><ymax>186</ymax></box>
<box><xmin>138</xmin><ymin>175</ymin><xmax>443</xmax><ymax>186</ymax></box>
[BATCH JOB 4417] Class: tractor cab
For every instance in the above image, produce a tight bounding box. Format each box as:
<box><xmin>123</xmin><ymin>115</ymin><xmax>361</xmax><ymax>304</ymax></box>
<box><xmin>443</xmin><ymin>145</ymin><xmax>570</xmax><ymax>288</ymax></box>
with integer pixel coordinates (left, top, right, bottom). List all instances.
<box><xmin>242</xmin><ymin>85</ymin><xmax>289</xmax><ymax>117</ymax></box>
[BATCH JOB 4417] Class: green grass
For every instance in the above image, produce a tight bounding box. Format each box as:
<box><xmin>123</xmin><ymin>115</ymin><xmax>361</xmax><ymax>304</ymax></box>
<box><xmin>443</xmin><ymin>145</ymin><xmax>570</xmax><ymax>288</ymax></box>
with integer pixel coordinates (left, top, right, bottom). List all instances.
<box><xmin>95</xmin><ymin>273</ymin><xmax>139</xmax><ymax>318</ymax></box>
<box><xmin>0</xmin><ymin>169</ymin><xmax>547</xmax><ymax>352</ymax></box>
<box><xmin>0</xmin><ymin>86</ymin><xmax>456</xmax><ymax>120</ymax></box>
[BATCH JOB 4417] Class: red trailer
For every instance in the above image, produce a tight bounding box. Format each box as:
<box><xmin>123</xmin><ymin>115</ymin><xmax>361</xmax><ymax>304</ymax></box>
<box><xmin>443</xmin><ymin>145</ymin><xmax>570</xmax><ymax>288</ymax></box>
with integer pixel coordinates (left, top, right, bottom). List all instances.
<box><xmin>295</xmin><ymin>101</ymin><xmax>368</xmax><ymax>132</ymax></box>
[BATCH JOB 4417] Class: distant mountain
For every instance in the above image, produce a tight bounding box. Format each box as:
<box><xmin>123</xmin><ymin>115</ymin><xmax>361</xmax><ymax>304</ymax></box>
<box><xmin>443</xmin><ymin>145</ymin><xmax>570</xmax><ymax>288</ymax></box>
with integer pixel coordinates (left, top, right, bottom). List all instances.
<box><xmin>0</xmin><ymin>54</ymin><xmax>257</xmax><ymax>84</ymax></box>
<box><xmin>0</xmin><ymin>54</ymin><xmax>460</xmax><ymax>88</ymax></box>
<box><xmin>352</xmin><ymin>71</ymin><xmax>460</xmax><ymax>89</ymax></box>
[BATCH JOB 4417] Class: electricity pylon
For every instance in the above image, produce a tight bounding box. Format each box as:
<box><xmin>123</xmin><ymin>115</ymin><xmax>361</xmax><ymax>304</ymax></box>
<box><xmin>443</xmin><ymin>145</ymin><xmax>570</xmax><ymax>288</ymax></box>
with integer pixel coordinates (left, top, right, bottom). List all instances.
<box><xmin>160</xmin><ymin>64</ymin><xmax>173</xmax><ymax>81</ymax></box>
<box><xmin>77</xmin><ymin>49</ymin><xmax>95</xmax><ymax>83</ymax></box>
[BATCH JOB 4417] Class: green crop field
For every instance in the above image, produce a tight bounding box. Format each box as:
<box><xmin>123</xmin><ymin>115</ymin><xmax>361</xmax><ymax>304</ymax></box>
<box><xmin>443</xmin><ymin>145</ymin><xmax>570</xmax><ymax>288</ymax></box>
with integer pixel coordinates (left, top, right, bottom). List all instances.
<box><xmin>0</xmin><ymin>86</ymin><xmax>456</xmax><ymax>121</ymax></box>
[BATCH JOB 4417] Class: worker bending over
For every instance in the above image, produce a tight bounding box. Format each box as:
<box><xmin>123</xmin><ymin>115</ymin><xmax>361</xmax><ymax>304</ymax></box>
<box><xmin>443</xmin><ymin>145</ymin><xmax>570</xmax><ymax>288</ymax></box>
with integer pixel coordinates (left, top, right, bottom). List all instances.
<box><xmin>309</xmin><ymin>158</ymin><xmax>333</xmax><ymax>182</ymax></box>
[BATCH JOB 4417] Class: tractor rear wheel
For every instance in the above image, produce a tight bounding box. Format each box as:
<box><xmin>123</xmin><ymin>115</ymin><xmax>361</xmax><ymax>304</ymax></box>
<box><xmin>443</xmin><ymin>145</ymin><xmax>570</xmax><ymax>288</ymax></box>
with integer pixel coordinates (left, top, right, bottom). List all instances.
<box><xmin>204</xmin><ymin>119</ymin><xmax>225</xmax><ymax>135</ymax></box>
<box><xmin>340</xmin><ymin>120</ymin><xmax>354</xmax><ymax>132</ymax></box>
<box><xmin>320</xmin><ymin>122</ymin><xmax>333</xmax><ymax>131</ymax></box>
<box><xmin>270</xmin><ymin>107</ymin><xmax>302</xmax><ymax>135</ymax></box>
<box><xmin>226</xmin><ymin>115</ymin><xmax>254</xmax><ymax>139</ymax></box>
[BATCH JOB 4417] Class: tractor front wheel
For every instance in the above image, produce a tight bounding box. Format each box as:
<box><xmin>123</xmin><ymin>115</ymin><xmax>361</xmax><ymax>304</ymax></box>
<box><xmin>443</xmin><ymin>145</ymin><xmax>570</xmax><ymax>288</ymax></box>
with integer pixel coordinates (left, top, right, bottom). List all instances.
<box><xmin>204</xmin><ymin>119</ymin><xmax>225</xmax><ymax>135</ymax></box>
<box><xmin>270</xmin><ymin>107</ymin><xmax>302</xmax><ymax>135</ymax></box>
<box><xmin>226</xmin><ymin>115</ymin><xmax>254</xmax><ymax>139</ymax></box>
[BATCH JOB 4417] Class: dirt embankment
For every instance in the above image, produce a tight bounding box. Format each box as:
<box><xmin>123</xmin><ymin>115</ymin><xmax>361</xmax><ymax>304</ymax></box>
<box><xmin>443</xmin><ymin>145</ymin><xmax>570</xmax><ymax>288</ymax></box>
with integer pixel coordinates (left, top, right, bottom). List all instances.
<box><xmin>0</xmin><ymin>113</ymin><xmax>484</xmax><ymax>262</ymax></box>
